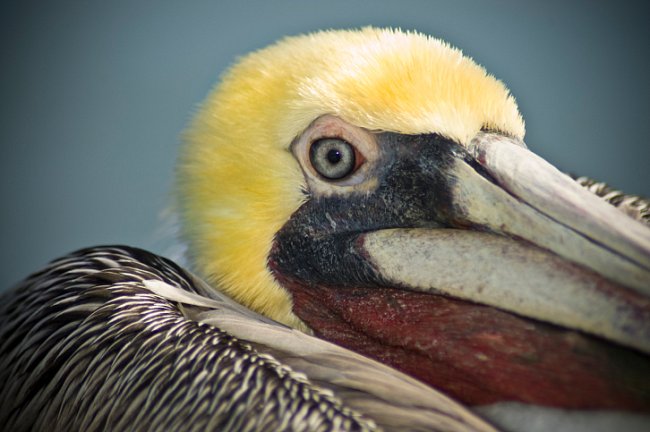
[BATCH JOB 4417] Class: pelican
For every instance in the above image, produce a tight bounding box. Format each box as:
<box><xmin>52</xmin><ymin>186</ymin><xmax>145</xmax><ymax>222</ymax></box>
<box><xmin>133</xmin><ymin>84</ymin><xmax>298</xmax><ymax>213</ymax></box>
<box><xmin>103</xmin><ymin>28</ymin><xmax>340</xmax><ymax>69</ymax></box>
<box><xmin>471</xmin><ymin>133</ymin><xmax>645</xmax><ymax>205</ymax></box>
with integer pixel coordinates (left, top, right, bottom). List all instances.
<box><xmin>1</xmin><ymin>28</ymin><xmax>649</xmax><ymax>432</ymax></box>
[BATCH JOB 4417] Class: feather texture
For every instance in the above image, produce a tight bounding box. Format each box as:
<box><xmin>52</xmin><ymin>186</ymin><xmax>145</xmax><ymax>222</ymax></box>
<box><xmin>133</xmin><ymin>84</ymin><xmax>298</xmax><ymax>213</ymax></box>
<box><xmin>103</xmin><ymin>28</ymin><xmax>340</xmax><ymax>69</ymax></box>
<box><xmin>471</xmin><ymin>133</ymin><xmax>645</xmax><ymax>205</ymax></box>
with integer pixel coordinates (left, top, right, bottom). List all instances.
<box><xmin>0</xmin><ymin>246</ymin><xmax>496</xmax><ymax>432</ymax></box>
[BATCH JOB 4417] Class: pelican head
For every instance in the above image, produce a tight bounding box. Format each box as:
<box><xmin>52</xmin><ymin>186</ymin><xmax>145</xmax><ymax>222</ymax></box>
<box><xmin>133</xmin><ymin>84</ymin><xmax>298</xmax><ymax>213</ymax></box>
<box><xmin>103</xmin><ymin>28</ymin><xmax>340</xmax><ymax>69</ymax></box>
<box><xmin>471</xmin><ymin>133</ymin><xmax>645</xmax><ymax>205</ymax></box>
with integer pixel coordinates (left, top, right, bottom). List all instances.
<box><xmin>177</xmin><ymin>28</ymin><xmax>650</xmax><ymax>409</ymax></box>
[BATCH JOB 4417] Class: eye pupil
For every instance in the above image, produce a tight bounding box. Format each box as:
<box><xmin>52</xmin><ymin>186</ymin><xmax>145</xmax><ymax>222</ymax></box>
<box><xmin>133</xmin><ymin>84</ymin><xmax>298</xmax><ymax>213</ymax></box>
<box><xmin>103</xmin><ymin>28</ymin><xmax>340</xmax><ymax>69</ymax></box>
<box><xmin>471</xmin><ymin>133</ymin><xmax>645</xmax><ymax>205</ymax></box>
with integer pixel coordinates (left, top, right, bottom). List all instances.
<box><xmin>309</xmin><ymin>138</ymin><xmax>357</xmax><ymax>180</ymax></box>
<box><xmin>327</xmin><ymin>149</ymin><xmax>342</xmax><ymax>164</ymax></box>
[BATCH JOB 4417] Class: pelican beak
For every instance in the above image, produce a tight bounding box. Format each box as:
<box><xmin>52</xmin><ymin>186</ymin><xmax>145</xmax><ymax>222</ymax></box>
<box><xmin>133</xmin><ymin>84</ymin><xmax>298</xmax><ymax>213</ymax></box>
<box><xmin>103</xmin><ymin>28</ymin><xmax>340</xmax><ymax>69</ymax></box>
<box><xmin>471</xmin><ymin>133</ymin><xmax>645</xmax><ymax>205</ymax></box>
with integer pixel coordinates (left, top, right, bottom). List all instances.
<box><xmin>361</xmin><ymin>131</ymin><xmax>650</xmax><ymax>354</ymax></box>
<box><xmin>270</xmin><ymin>129</ymin><xmax>650</xmax><ymax>407</ymax></box>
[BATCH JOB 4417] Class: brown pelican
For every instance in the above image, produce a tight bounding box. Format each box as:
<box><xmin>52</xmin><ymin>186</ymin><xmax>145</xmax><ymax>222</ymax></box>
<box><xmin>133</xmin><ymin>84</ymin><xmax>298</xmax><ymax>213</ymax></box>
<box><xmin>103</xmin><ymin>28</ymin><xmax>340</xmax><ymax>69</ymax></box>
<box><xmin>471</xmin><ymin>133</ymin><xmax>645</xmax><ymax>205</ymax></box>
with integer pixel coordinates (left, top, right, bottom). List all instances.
<box><xmin>1</xmin><ymin>28</ymin><xmax>649</xmax><ymax>431</ymax></box>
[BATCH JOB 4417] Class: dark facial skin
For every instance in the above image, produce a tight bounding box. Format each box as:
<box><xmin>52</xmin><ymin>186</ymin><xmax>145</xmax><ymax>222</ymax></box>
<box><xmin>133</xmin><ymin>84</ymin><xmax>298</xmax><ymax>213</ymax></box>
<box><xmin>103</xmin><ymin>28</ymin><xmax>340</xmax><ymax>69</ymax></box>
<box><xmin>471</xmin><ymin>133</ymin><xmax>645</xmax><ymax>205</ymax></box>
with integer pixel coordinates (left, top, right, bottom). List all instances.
<box><xmin>270</xmin><ymin>132</ymin><xmax>488</xmax><ymax>287</ymax></box>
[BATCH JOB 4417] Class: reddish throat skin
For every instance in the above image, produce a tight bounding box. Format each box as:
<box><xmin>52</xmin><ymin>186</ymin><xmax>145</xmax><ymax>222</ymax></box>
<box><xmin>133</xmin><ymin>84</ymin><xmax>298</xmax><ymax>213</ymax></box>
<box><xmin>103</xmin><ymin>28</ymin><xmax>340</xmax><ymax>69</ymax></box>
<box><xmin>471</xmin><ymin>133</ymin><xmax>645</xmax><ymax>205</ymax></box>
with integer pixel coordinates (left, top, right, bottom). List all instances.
<box><xmin>271</xmin><ymin>268</ymin><xmax>650</xmax><ymax>411</ymax></box>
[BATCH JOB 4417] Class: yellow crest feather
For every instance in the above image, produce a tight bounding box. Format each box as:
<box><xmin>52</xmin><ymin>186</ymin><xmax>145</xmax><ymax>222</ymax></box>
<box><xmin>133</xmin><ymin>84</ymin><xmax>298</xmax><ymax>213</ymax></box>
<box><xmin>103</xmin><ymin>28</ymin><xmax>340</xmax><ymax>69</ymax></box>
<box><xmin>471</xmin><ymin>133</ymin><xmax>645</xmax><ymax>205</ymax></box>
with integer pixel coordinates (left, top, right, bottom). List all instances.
<box><xmin>178</xmin><ymin>28</ymin><xmax>525</xmax><ymax>327</ymax></box>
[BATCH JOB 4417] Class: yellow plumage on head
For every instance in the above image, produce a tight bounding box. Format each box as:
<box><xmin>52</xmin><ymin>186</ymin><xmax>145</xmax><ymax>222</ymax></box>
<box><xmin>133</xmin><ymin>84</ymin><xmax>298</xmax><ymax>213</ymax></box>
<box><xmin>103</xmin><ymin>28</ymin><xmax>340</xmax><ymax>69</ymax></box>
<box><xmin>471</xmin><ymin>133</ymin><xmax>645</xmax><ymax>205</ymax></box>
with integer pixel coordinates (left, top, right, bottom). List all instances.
<box><xmin>177</xmin><ymin>27</ymin><xmax>525</xmax><ymax>327</ymax></box>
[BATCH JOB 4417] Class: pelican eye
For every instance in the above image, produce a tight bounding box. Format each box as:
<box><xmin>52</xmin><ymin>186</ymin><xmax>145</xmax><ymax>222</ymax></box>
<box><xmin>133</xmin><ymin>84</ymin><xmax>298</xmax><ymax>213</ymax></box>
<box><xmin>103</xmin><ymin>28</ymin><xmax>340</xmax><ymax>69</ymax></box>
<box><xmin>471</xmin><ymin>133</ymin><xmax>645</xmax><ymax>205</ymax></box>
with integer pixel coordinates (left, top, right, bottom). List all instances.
<box><xmin>309</xmin><ymin>138</ymin><xmax>357</xmax><ymax>180</ymax></box>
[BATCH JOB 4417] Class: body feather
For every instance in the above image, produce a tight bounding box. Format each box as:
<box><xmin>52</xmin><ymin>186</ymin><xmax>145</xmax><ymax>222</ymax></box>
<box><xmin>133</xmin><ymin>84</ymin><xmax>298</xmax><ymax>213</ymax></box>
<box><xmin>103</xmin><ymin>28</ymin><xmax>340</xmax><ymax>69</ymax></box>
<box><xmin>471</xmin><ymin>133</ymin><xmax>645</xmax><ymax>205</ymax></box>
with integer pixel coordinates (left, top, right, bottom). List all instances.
<box><xmin>0</xmin><ymin>246</ymin><xmax>495</xmax><ymax>432</ymax></box>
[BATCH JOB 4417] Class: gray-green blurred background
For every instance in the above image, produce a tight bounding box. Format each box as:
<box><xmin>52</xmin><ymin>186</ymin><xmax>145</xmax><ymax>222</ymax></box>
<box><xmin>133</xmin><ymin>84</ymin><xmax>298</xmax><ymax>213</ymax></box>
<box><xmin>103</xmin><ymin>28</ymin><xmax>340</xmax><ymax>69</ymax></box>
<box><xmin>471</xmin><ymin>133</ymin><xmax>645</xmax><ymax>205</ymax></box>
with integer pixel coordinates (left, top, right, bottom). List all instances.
<box><xmin>2</xmin><ymin>0</ymin><xmax>648</xmax><ymax>290</ymax></box>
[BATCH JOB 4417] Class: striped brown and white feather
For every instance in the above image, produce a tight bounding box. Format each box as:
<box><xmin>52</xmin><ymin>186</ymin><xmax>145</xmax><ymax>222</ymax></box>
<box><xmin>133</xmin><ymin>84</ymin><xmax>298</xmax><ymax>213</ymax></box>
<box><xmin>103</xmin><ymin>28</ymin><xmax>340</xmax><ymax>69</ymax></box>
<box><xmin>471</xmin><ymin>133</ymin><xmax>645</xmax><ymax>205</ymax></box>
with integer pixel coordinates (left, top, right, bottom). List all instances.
<box><xmin>0</xmin><ymin>246</ymin><xmax>496</xmax><ymax>432</ymax></box>
<box><xmin>574</xmin><ymin>176</ymin><xmax>649</xmax><ymax>225</ymax></box>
